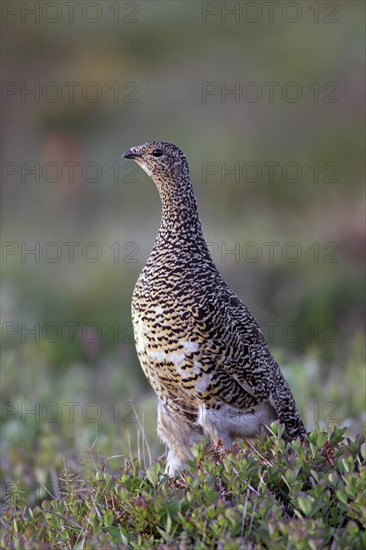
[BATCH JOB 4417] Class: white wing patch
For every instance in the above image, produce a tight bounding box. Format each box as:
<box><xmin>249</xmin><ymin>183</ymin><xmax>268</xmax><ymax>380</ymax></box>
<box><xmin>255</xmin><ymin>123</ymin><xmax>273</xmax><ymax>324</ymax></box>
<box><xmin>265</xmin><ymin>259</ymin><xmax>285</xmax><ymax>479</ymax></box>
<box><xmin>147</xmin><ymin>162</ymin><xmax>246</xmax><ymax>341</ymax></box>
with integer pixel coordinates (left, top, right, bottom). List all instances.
<box><xmin>147</xmin><ymin>350</ymin><xmax>168</xmax><ymax>362</ymax></box>
<box><xmin>182</xmin><ymin>341</ymin><xmax>199</xmax><ymax>353</ymax></box>
<box><xmin>195</xmin><ymin>372</ymin><xmax>210</xmax><ymax>393</ymax></box>
<box><xmin>134</xmin><ymin>318</ymin><xmax>150</xmax><ymax>353</ymax></box>
<box><xmin>169</xmin><ymin>352</ymin><xmax>186</xmax><ymax>368</ymax></box>
<box><xmin>193</xmin><ymin>362</ymin><xmax>201</xmax><ymax>375</ymax></box>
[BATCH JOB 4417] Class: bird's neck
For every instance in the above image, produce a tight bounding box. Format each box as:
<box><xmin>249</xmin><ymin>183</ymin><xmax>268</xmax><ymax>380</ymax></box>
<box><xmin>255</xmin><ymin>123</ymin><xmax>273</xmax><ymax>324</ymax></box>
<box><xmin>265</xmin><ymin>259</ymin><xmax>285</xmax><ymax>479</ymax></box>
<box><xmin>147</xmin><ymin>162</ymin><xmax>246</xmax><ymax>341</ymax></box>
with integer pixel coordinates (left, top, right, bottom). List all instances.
<box><xmin>156</xmin><ymin>180</ymin><xmax>206</xmax><ymax>245</ymax></box>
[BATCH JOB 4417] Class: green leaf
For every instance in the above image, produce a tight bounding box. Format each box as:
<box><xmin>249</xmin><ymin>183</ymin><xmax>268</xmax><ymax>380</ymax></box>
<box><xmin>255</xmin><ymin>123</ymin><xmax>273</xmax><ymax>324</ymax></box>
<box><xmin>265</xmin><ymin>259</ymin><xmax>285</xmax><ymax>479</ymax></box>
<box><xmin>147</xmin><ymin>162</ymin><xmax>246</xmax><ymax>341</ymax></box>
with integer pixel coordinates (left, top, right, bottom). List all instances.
<box><xmin>119</xmin><ymin>526</ymin><xmax>130</xmax><ymax>544</ymax></box>
<box><xmin>146</xmin><ymin>463</ymin><xmax>159</xmax><ymax>486</ymax></box>
<box><xmin>327</xmin><ymin>471</ymin><xmax>338</xmax><ymax>486</ymax></box>
<box><xmin>316</xmin><ymin>432</ymin><xmax>328</xmax><ymax>447</ymax></box>
<box><xmin>310</xmin><ymin>469</ymin><xmax>319</xmax><ymax>483</ymax></box>
<box><xmin>104</xmin><ymin>509</ymin><xmax>114</xmax><ymax>527</ymax></box>
<box><xmin>166</xmin><ymin>512</ymin><xmax>172</xmax><ymax>535</ymax></box>
<box><xmin>336</xmin><ymin>489</ymin><xmax>349</xmax><ymax>505</ymax></box>
<box><xmin>361</xmin><ymin>444</ymin><xmax>366</xmax><ymax>461</ymax></box>
<box><xmin>297</xmin><ymin>495</ymin><xmax>315</xmax><ymax>516</ymax></box>
<box><xmin>41</xmin><ymin>500</ymin><xmax>51</xmax><ymax>511</ymax></box>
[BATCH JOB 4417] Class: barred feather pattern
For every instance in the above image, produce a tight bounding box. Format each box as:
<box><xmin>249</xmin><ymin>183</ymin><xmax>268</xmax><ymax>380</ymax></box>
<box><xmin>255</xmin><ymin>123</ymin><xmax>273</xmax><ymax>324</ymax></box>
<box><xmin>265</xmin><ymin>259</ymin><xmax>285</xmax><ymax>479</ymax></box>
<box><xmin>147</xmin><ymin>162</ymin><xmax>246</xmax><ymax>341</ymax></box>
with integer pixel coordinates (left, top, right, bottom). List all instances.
<box><xmin>122</xmin><ymin>141</ymin><xmax>306</xmax><ymax>475</ymax></box>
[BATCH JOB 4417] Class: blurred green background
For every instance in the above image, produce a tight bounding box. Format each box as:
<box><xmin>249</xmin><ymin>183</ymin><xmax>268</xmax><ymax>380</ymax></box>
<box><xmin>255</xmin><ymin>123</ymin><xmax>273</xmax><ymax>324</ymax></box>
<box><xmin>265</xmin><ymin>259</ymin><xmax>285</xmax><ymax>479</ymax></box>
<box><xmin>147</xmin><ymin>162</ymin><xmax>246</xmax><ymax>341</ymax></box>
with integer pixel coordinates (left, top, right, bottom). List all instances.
<box><xmin>1</xmin><ymin>0</ymin><xmax>365</xmax><ymax>496</ymax></box>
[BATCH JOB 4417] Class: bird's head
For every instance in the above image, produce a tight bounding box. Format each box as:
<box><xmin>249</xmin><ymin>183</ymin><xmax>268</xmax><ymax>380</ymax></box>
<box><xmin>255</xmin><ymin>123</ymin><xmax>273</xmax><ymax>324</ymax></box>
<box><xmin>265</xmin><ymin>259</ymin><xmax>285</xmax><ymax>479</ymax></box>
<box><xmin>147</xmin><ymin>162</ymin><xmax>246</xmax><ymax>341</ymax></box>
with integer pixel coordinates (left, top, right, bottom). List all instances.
<box><xmin>122</xmin><ymin>141</ymin><xmax>190</xmax><ymax>188</ymax></box>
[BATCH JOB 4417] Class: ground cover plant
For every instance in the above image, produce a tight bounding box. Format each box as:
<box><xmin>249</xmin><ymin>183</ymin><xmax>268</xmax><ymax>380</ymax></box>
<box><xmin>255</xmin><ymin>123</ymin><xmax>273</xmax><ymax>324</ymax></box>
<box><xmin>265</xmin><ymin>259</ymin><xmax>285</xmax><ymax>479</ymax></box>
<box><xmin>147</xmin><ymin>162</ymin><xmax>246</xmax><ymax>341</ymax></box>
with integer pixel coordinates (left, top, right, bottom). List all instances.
<box><xmin>1</xmin><ymin>425</ymin><xmax>365</xmax><ymax>549</ymax></box>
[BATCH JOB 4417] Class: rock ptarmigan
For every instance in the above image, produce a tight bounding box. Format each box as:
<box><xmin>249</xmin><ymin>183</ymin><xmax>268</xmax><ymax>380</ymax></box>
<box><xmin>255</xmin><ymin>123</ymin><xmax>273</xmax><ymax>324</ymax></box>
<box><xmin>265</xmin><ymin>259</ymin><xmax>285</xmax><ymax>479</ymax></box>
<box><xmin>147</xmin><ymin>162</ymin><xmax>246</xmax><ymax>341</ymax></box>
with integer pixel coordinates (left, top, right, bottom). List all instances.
<box><xmin>122</xmin><ymin>141</ymin><xmax>305</xmax><ymax>475</ymax></box>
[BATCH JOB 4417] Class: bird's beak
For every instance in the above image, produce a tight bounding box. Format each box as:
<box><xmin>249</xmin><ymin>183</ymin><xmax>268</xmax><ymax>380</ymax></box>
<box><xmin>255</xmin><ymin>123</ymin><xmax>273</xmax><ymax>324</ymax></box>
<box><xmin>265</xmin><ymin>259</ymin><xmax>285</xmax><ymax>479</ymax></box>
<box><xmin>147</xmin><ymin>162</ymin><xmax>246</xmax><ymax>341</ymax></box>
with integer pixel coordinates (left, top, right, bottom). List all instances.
<box><xmin>122</xmin><ymin>148</ymin><xmax>140</xmax><ymax>160</ymax></box>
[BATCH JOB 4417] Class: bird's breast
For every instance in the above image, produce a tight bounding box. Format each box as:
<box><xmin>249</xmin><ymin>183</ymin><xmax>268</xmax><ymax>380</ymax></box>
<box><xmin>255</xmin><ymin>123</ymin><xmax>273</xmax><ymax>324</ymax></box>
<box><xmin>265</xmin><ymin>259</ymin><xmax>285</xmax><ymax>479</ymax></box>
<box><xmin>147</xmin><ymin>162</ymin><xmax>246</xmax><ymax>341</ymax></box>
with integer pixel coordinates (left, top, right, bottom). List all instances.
<box><xmin>131</xmin><ymin>294</ymin><xmax>216</xmax><ymax>403</ymax></box>
<box><xmin>130</xmin><ymin>249</ymin><xmax>227</xmax><ymax>404</ymax></box>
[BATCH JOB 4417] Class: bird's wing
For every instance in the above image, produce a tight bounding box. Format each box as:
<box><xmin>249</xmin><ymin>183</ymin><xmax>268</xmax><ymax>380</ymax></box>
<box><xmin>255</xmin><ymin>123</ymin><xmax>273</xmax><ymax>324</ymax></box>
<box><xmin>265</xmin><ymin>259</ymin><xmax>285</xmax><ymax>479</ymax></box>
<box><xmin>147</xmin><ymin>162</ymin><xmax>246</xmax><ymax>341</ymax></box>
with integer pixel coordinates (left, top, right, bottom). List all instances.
<box><xmin>217</xmin><ymin>286</ymin><xmax>305</xmax><ymax>437</ymax></box>
<box><xmin>187</xmin><ymin>284</ymin><xmax>304</xmax><ymax>432</ymax></box>
<box><xmin>186</xmin><ymin>286</ymin><xmax>271</xmax><ymax>407</ymax></box>
<box><xmin>219</xmin><ymin>286</ymin><xmax>278</xmax><ymax>393</ymax></box>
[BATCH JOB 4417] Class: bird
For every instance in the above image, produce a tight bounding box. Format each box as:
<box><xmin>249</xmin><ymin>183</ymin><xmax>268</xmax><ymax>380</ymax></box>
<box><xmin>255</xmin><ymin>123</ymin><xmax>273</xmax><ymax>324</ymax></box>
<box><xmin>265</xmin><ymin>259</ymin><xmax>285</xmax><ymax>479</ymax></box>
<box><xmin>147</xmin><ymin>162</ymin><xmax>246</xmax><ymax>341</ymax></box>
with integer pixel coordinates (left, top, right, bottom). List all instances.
<box><xmin>122</xmin><ymin>141</ymin><xmax>306</xmax><ymax>476</ymax></box>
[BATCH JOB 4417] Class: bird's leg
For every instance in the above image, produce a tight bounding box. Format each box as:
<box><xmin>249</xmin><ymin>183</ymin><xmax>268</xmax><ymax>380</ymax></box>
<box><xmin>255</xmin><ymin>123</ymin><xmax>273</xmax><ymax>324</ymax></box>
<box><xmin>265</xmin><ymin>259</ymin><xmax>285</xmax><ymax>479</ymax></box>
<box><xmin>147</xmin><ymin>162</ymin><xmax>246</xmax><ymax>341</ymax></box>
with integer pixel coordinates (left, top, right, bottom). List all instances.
<box><xmin>197</xmin><ymin>405</ymin><xmax>234</xmax><ymax>448</ymax></box>
<box><xmin>157</xmin><ymin>401</ymin><xmax>202</xmax><ymax>476</ymax></box>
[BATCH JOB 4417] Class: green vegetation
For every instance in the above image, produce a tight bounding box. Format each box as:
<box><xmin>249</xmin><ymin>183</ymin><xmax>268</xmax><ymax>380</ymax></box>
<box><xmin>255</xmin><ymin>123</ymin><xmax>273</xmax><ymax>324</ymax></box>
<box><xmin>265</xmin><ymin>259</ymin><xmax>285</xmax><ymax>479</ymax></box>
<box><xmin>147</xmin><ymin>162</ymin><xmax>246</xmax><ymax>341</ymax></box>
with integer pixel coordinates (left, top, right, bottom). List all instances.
<box><xmin>2</xmin><ymin>427</ymin><xmax>365</xmax><ymax>549</ymax></box>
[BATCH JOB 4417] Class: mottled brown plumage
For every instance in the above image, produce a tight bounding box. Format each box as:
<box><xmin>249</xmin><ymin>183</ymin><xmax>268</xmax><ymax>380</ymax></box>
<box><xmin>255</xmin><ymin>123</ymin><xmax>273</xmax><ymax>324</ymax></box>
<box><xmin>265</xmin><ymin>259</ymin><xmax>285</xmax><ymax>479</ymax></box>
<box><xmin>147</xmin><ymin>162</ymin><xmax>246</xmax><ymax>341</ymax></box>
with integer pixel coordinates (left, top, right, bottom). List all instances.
<box><xmin>122</xmin><ymin>141</ymin><xmax>305</xmax><ymax>475</ymax></box>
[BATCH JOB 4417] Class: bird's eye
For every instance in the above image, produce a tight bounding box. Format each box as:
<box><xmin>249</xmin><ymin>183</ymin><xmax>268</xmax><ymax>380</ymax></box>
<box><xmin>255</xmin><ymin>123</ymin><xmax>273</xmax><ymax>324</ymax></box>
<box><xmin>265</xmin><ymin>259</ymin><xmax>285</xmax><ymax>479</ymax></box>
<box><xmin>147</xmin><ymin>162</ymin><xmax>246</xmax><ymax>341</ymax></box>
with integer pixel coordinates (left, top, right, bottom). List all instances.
<box><xmin>151</xmin><ymin>149</ymin><xmax>163</xmax><ymax>157</ymax></box>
